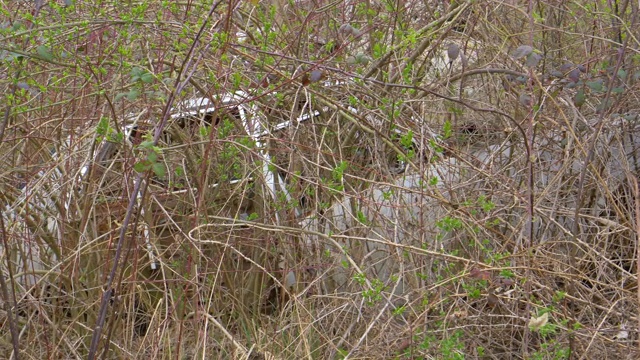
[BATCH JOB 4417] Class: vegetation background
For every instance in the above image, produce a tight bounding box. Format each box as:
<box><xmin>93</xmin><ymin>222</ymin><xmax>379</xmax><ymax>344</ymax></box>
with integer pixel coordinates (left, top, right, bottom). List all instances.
<box><xmin>1</xmin><ymin>0</ymin><xmax>639</xmax><ymax>358</ymax></box>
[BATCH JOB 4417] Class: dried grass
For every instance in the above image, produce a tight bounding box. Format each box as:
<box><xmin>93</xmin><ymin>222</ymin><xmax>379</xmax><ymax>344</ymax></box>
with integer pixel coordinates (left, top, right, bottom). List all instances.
<box><xmin>1</xmin><ymin>0</ymin><xmax>639</xmax><ymax>359</ymax></box>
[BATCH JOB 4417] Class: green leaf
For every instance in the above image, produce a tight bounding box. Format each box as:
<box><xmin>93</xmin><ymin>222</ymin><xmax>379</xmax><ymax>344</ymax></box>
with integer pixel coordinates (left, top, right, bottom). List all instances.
<box><xmin>525</xmin><ymin>52</ymin><xmax>542</xmax><ymax>67</ymax></box>
<box><xmin>152</xmin><ymin>162</ymin><xmax>166</xmax><ymax>177</ymax></box>
<box><xmin>139</xmin><ymin>140</ymin><xmax>154</xmax><ymax>149</ymax></box>
<box><xmin>140</xmin><ymin>72</ymin><xmax>154</xmax><ymax>83</ymax></box>
<box><xmin>0</xmin><ymin>51</ymin><xmax>16</xmax><ymax>61</ymax></box>
<box><xmin>355</xmin><ymin>53</ymin><xmax>371</xmax><ymax>65</ymax></box>
<box><xmin>134</xmin><ymin>160</ymin><xmax>151</xmax><ymax>173</ymax></box>
<box><xmin>346</xmin><ymin>56</ymin><xmax>356</xmax><ymax>65</ymax></box>
<box><xmin>617</xmin><ymin>69</ymin><xmax>627</xmax><ymax>80</ymax></box>
<box><xmin>611</xmin><ymin>86</ymin><xmax>625</xmax><ymax>94</ymax></box>
<box><xmin>553</xmin><ymin>290</ymin><xmax>567</xmax><ymax>302</ymax></box>
<box><xmin>108</xmin><ymin>132</ymin><xmax>124</xmax><ymax>143</ymax></box>
<box><xmin>586</xmin><ymin>80</ymin><xmax>603</xmax><ymax>92</ymax></box>
<box><xmin>130</xmin><ymin>67</ymin><xmax>143</xmax><ymax>80</ymax></box>
<box><xmin>130</xmin><ymin>67</ymin><xmax>154</xmax><ymax>83</ymax></box>
<box><xmin>400</xmin><ymin>130</ymin><xmax>414</xmax><ymax>148</ymax></box>
<box><xmin>549</xmin><ymin>70</ymin><xmax>563</xmax><ymax>78</ymax></box>
<box><xmin>36</xmin><ymin>45</ymin><xmax>53</xmax><ymax>61</ymax></box>
<box><xmin>96</xmin><ymin>117</ymin><xmax>109</xmax><ymax>136</ymax></box>
<box><xmin>126</xmin><ymin>89</ymin><xmax>140</xmax><ymax>101</ymax></box>
<box><xmin>115</xmin><ymin>92</ymin><xmax>127</xmax><ymax>101</ymax></box>
<box><xmin>147</xmin><ymin>151</ymin><xmax>158</xmax><ymax>163</ymax></box>
<box><xmin>442</xmin><ymin>120</ymin><xmax>452</xmax><ymax>139</ymax></box>
<box><xmin>573</xmin><ymin>89</ymin><xmax>586</xmax><ymax>107</ymax></box>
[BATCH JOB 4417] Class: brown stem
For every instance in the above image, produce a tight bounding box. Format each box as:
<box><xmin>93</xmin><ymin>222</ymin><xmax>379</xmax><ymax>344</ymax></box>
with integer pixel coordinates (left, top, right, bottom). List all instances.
<box><xmin>86</xmin><ymin>1</ymin><xmax>224</xmax><ymax>358</ymax></box>
<box><xmin>0</xmin><ymin>215</ymin><xmax>21</xmax><ymax>360</ymax></box>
